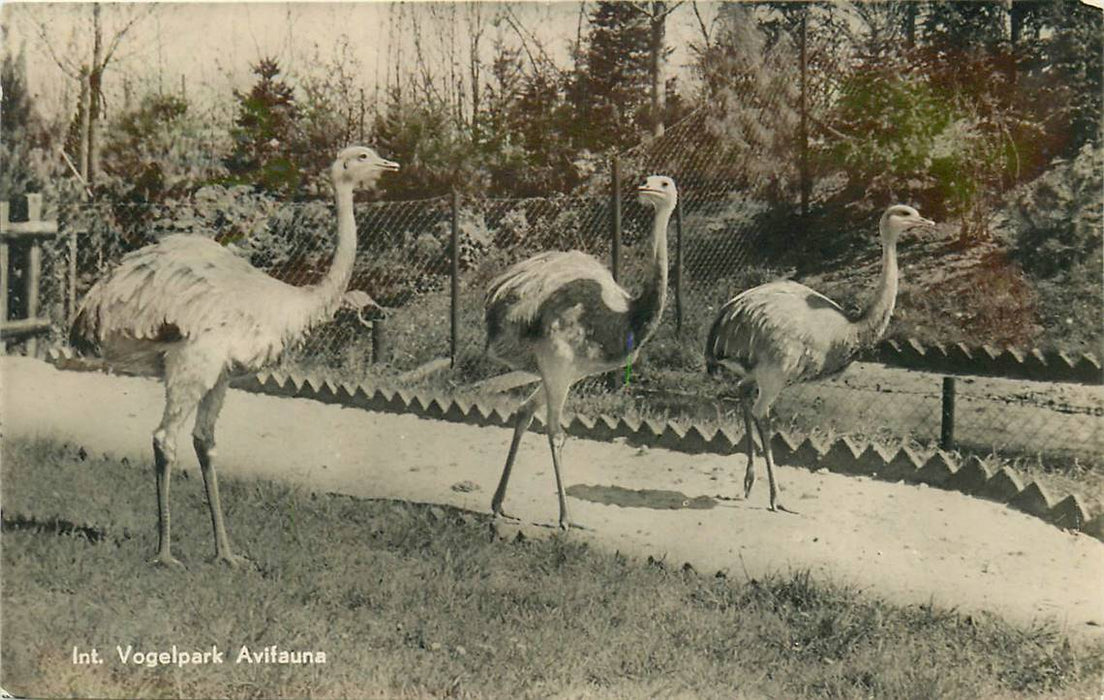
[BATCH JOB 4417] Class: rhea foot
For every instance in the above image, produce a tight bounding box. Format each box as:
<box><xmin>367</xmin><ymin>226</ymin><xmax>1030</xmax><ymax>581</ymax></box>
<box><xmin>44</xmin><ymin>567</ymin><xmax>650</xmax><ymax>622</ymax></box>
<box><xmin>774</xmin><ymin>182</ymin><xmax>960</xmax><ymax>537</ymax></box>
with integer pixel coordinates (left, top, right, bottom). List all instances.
<box><xmin>557</xmin><ymin>517</ymin><xmax>593</xmax><ymax>532</ymax></box>
<box><xmin>769</xmin><ymin>502</ymin><xmax>800</xmax><ymax>515</ymax></box>
<box><xmin>150</xmin><ymin>553</ymin><xmax>185</xmax><ymax>570</ymax></box>
<box><xmin>491</xmin><ymin>503</ymin><xmax>520</xmax><ymax>522</ymax></box>
<box><xmin>213</xmin><ymin>552</ymin><xmax>252</xmax><ymax>569</ymax></box>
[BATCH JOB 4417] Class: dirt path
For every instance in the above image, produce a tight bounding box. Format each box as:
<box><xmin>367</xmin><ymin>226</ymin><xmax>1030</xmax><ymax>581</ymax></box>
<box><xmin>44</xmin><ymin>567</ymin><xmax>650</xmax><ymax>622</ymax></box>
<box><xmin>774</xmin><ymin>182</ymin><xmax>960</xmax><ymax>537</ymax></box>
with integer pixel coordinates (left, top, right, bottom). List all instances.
<box><xmin>2</xmin><ymin>356</ymin><xmax>1101</xmax><ymax>638</ymax></box>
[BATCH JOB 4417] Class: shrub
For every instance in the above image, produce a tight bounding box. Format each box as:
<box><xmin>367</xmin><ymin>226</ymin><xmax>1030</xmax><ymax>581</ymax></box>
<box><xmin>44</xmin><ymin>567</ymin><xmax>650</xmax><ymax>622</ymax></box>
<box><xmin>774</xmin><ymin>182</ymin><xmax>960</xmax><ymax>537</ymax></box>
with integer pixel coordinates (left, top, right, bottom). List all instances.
<box><xmin>1002</xmin><ymin>142</ymin><xmax>1103</xmax><ymax>279</ymax></box>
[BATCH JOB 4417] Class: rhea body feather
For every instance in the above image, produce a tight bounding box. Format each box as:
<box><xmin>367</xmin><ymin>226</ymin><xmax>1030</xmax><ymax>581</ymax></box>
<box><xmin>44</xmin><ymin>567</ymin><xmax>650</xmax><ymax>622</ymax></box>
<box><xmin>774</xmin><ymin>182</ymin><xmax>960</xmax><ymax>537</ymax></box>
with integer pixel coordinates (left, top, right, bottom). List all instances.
<box><xmin>703</xmin><ymin>204</ymin><xmax>931</xmax><ymax>513</ymax></box>
<box><xmin>66</xmin><ymin>145</ymin><xmax>396</xmax><ymax>567</ymax></box>
<box><xmin>705</xmin><ymin>236</ymin><xmax>900</xmax><ymax>397</ymax></box>
<box><xmin>72</xmin><ymin>191</ymin><xmax>357</xmax><ymax>378</ymax></box>
<box><xmin>485</xmin><ymin>221</ymin><xmax>669</xmax><ymax>381</ymax></box>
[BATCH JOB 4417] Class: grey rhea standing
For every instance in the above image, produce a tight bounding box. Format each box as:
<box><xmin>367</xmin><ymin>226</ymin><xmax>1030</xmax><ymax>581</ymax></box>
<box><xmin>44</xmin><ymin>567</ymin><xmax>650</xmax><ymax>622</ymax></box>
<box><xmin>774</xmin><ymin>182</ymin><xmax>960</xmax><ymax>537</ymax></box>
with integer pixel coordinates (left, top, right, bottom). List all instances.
<box><xmin>483</xmin><ymin>175</ymin><xmax>678</xmax><ymax>530</ymax></box>
<box><xmin>70</xmin><ymin>146</ymin><xmax>399</xmax><ymax>567</ymax></box>
<box><xmin>705</xmin><ymin>205</ymin><xmax>935</xmax><ymax>512</ymax></box>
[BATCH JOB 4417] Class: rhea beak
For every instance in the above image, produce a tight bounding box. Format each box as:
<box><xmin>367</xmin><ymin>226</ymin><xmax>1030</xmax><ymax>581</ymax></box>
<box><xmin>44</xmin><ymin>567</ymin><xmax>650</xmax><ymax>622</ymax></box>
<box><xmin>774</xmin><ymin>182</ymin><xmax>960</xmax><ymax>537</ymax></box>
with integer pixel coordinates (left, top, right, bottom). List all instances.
<box><xmin>905</xmin><ymin>217</ymin><xmax>937</xmax><ymax>240</ymax></box>
<box><xmin>379</xmin><ymin>159</ymin><xmax>400</xmax><ymax>172</ymax></box>
<box><xmin>906</xmin><ymin>216</ymin><xmax>936</xmax><ymax>231</ymax></box>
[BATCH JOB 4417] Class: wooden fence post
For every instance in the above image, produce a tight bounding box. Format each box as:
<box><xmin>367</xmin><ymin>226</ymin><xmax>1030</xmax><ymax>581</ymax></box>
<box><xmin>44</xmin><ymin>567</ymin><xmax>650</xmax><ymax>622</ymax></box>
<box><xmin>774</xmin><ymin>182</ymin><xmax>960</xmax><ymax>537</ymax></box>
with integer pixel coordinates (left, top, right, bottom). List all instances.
<box><xmin>940</xmin><ymin>376</ymin><xmax>956</xmax><ymax>451</ymax></box>
<box><xmin>0</xmin><ymin>194</ymin><xmax>58</xmax><ymax>357</ymax></box>
<box><xmin>610</xmin><ymin>155</ymin><xmax>622</xmax><ymax>284</ymax></box>
<box><xmin>450</xmin><ymin>189</ymin><xmax>460</xmax><ymax>368</ymax></box>
<box><xmin>67</xmin><ymin>219</ymin><xmax>78</xmax><ymax>325</ymax></box>
<box><xmin>25</xmin><ymin>194</ymin><xmax>43</xmax><ymax>357</ymax></box>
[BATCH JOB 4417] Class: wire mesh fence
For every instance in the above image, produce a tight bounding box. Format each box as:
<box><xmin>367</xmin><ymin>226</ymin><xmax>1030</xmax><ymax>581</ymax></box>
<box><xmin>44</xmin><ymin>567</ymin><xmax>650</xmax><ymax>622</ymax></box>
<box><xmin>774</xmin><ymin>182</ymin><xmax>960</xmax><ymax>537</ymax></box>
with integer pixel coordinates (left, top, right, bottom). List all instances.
<box><xmin>3</xmin><ymin>177</ymin><xmax>1101</xmax><ymax>471</ymax></box>
<box><xmin>5</xmin><ymin>56</ymin><xmax>1102</xmax><ymax>472</ymax></box>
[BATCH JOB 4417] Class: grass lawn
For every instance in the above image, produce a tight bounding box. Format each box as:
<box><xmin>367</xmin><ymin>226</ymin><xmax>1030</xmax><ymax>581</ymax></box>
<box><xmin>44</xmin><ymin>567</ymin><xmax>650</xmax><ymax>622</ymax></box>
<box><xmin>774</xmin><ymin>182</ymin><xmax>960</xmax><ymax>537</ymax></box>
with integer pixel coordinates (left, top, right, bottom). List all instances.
<box><xmin>4</xmin><ymin>436</ymin><xmax>1101</xmax><ymax>699</ymax></box>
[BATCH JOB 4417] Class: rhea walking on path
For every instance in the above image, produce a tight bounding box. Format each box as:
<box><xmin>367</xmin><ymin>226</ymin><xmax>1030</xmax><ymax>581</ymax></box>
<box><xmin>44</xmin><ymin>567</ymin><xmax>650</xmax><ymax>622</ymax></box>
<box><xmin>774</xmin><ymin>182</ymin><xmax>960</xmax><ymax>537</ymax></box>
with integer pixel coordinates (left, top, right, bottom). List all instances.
<box><xmin>484</xmin><ymin>176</ymin><xmax>678</xmax><ymax>530</ymax></box>
<box><xmin>70</xmin><ymin>146</ymin><xmax>398</xmax><ymax>567</ymax></box>
<box><xmin>706</xmin><ymin>205</ymin><xmax>935</xmax><ymax>513</ymax></box>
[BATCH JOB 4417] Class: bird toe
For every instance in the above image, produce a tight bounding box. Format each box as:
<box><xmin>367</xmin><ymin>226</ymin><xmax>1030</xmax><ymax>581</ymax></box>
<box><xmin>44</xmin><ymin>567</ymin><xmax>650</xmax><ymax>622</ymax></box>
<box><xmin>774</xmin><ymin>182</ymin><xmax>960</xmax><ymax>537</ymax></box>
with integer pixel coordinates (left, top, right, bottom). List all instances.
<box><xmin>149</xmin><ymin>553</ymin><xmax>186</xmax><ymax>570</ymax></box>
<box><xmin>213</xmin><ymin>553</ymin><xmax>253</xmax><ymax>569</ymax></box>
<box><xmin>492</xmin><ymin>507</ymin><xmax>520</xmax><ymax>523</ymax></box>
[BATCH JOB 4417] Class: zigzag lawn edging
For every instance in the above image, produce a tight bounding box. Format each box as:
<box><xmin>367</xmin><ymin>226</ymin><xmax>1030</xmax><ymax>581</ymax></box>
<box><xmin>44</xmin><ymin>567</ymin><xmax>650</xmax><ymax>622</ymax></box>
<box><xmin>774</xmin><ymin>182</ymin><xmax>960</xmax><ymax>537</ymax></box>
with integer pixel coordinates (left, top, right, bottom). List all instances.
<box><xmin>39</xmin><ymin>348</ymin><xmax>1103</xmax><ymax>543</ymax></box>
<box><xmin>225</xmin><ymin>366</ymin><xmax>1102</xmax><ymax>543</ymax></box>
<box><xmin>863</xmin><ymin>338</ymin><xmax>1102</xmax><ymax>385</ymax></box>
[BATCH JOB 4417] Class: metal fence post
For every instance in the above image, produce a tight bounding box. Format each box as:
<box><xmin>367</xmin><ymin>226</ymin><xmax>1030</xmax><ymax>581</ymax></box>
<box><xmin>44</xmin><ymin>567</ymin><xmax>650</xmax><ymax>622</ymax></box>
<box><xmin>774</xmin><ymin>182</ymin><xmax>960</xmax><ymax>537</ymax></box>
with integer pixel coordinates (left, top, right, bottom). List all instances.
<box><xmin>610</xmin><ymin>155</ymin><xmax>622</xmax><ymax>284</ymax></box>
<box><xmin>67</xmin><ymin>220</ymin><xmax>78</xmax><ymax>324</ymax></box>
<box><xmin>450</xmin><ymin>188</ymin><xmax>460</xmax><ymax>368</ymax></box>
<box><xmin>674</xmin><ymin>199</ymin><xmax>684</xmax><ymax>337</ymax></box>
<box><xmin>940</xmin><ymin>376</ymin><xmax>956</xmax><ymax>451</ymax></box>
<box><xmin>371</xmin><ymin>319</ymin><xmax>387</xmax><ymax>365</ymax></box>
<box><xmin>0</xmin><ymin>202</ymin><xmax>8</xmax><ymax>331</ymax></box>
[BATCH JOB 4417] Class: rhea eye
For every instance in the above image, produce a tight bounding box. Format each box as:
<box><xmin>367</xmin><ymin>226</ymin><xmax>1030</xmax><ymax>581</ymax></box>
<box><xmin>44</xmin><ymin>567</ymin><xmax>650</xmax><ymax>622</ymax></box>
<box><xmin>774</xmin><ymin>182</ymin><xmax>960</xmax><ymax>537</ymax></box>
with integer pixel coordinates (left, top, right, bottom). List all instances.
<box><xmin>661</xmin><ymin>181</ymin><xmax>668</xmax><ymax>188</ymax></box>
<box><xmin>358</xmin><ymin>153</ymin><xmax>368</xmax><ymax>161</ymax></box>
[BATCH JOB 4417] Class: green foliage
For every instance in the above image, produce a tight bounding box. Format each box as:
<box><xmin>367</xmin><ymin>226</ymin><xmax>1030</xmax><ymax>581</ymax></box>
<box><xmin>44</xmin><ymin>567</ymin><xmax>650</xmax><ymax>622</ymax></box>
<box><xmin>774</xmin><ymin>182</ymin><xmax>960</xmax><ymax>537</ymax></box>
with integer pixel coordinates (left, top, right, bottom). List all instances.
<box><xmin>1004</xmin><ymin>142</ymin><xmax>1103</xmax><ymax>280</ymax></box>
<box><xmin>573</xmin><ymin>1</ymin><xmax>654</xmax><ymax>153</ymax></box>
<box><xmin>694</xmin><ymin>4</ymin><xmax>800</xmax><ymax>201</ymax></box>
<box><xmin>0</xmin><ymin>42</ymin><xmax>46</xmax><ymax>201</ymax></box>
<box><xmin>374</xmin><ymin>93</ymin><xmax>489</xmax><ymax>199</ymax></box>
<box><xmin>828</xmin><ymin>69</ymin><xmax>951</xmax><ymax>208</ymax></box>
<box><xmin>224</xmin><ymin>58</ymin><xmax>302</xmax><ymax>195</ymax></box>
<box><xmin>294</xmin><ymin>34</ymin><xmax>368</xmax><ymax>195</ymax></box>
<box><xmin>1017</xmin><ymin>0</ymin><xmax>1103</xmax><ymax>162</ymax></box>
<box><xmin>99</xmin><ymin>93</ymin><xmax>229</xmax><ymax>204</ymax></box>
<box><xmin>491</xmin><ymin>70</ymin><xmax>586</xmax><ymax>196</ymax></box>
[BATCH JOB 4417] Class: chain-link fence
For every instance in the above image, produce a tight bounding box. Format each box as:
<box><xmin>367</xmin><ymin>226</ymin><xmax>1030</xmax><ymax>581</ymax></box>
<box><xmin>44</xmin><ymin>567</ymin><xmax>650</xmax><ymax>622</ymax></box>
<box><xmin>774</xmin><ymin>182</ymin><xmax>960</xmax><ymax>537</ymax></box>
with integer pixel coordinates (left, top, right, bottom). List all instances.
<box><xmin>5</xmin><ymin>176</ymin><xmax>1098</xmax><ymax>472</ymax></box>
<box><xmin>3</xmin><ymin>48</ymin><xmax>1101</xmax><ymax>472</ymax></box>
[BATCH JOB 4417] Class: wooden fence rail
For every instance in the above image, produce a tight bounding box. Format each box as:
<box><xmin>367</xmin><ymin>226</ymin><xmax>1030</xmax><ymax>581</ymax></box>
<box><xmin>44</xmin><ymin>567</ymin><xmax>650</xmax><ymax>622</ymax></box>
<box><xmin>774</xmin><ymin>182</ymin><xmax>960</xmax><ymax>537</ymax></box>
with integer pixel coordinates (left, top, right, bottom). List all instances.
<box><xmin>1</xmin><ymin>194</ymin><xmax>62</xmax><ymax>357</ymax></box>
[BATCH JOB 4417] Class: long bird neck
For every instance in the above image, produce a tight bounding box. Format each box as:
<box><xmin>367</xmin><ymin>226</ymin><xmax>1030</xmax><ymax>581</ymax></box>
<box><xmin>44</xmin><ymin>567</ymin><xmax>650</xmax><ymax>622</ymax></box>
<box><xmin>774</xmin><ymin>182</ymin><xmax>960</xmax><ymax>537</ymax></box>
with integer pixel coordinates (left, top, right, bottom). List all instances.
<box><xmin>854</xmin><ymin>237</ymin><xmax>898</xmax><ymax>348</ymax></box>
<box><xmin>314</xmin><ymin>181</ymin><xmax>358</xmax><ymax>319</ymax></box>
<box><xmin>628</xmin><ymin>203</ymin><xmax>673</xmax><ymax>346</ymax></box>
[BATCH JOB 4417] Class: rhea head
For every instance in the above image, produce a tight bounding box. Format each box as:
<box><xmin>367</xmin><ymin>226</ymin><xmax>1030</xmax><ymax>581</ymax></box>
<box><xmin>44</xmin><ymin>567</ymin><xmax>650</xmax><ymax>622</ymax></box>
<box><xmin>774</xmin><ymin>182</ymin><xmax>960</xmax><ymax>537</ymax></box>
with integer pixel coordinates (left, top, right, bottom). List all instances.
<box><xmin>637</xmin><ymin>175</ymin><xmax>678</xmax><ymax>210</ymax></box>
<box><xmin>880</xmin><ymin>204</ymin><xmax>935</xmax><ymax>242</ymax></box>
<box><xmin>332</xmin><ymin>146</ymin><xmax>400</xmax><ymax>188</ymax></box>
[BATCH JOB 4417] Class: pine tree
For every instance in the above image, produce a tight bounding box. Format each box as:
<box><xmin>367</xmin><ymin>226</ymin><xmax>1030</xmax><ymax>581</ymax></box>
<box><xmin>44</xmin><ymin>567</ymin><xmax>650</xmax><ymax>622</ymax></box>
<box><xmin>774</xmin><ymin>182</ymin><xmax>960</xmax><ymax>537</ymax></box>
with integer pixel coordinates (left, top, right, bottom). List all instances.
<box><xmin>573</xmin><ymin>1</ymin><xmax>652</xmax><ymax>153</ymax></box>
<box><xmin>225</xmin><ymin>58</ymin><xmax>302</xmax><ymax>194</ymax></box>
<box><xmin>0</xmin><ymin>42</ymin><xmax>45</xmax><ymax>200</ymax></box>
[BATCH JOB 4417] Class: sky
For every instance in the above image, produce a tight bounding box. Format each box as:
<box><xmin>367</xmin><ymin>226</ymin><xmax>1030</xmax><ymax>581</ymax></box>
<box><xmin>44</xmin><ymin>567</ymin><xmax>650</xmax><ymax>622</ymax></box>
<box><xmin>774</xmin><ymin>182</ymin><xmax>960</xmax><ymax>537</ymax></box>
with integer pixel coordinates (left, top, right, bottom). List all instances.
<box><xmin>3</xmin><ymin>1</ymin><xmax>713</xmax><ymax>127</ymax></box>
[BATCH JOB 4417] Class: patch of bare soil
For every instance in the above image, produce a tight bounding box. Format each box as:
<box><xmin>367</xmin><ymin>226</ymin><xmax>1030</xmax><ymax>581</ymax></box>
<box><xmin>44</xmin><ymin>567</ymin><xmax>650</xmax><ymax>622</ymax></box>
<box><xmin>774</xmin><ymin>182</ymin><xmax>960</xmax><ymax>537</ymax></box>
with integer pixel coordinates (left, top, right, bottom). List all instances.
<box><xmin>805</xmin><ymin>233</ymin><xmax>1044</xmax><ymax>350</ymax></box>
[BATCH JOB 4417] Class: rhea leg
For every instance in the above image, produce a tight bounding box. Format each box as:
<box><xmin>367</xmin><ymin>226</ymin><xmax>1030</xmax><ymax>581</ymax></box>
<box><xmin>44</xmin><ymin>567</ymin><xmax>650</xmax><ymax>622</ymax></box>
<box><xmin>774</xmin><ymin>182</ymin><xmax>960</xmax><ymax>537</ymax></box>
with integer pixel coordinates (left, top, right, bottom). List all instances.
<box><xmin>542</xmin><ymin>373</ymin><xmax>574</xmax><ymax>530</ymax></box>
<box><xmin>193</xmin><ymin>376</ymin><xmax>247</xmax><ymax>566</ymax></box>
<box><xmin>491</xmin><ymin>387</ymin><xmax>544</xmax><ymax>521</ymax></box>
<box><xmin>749</xmin><ymin>370</ymin><xmax>796</xmax><ymax>514</ymax></box>
<box><xmin>151</xmin><ymin>381</ymin><xmax>203</xmax><ymax>568</ymax></box>
<box><xmin>752</xmin><ymin>412</ymin><xmax>796</xmax><ymax>514</ymax></box>
<box><xmin>151</xmin><ymin>431</ymin><xmax>183</xmax><ymax>568</ymax></box>
<box><xmin>738</xmin><ymin>379</ymin><xmax>757</xmax><ymax>499</ymax></box>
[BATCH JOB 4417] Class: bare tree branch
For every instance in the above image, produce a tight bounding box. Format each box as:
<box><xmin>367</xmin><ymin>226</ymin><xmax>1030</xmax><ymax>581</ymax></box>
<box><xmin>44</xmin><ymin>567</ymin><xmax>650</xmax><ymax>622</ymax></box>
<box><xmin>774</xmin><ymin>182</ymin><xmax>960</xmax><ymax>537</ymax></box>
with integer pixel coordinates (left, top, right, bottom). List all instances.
<box><xmin>628</xmin><ymin>1</ymin><xmax>686</xmax><ymax>22</ymax></box>
<box><xmin>504</xmin><ymin>5</ymin><xmax>559</xmax><ymax>75</ymax></box>
<box><xmin>32</xmin><ymin>16</ymin><xmax>82</xmax><ymax>80</ymax></box>
<box><xmin>691</xmin><ymin>1</ymin><xmax>714</xmax><ymax>49</ymax></box>
<box><xmin>100</xmin><ymin>4</ymin><xmax>157</xmax><ymax>68</ymax></box>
